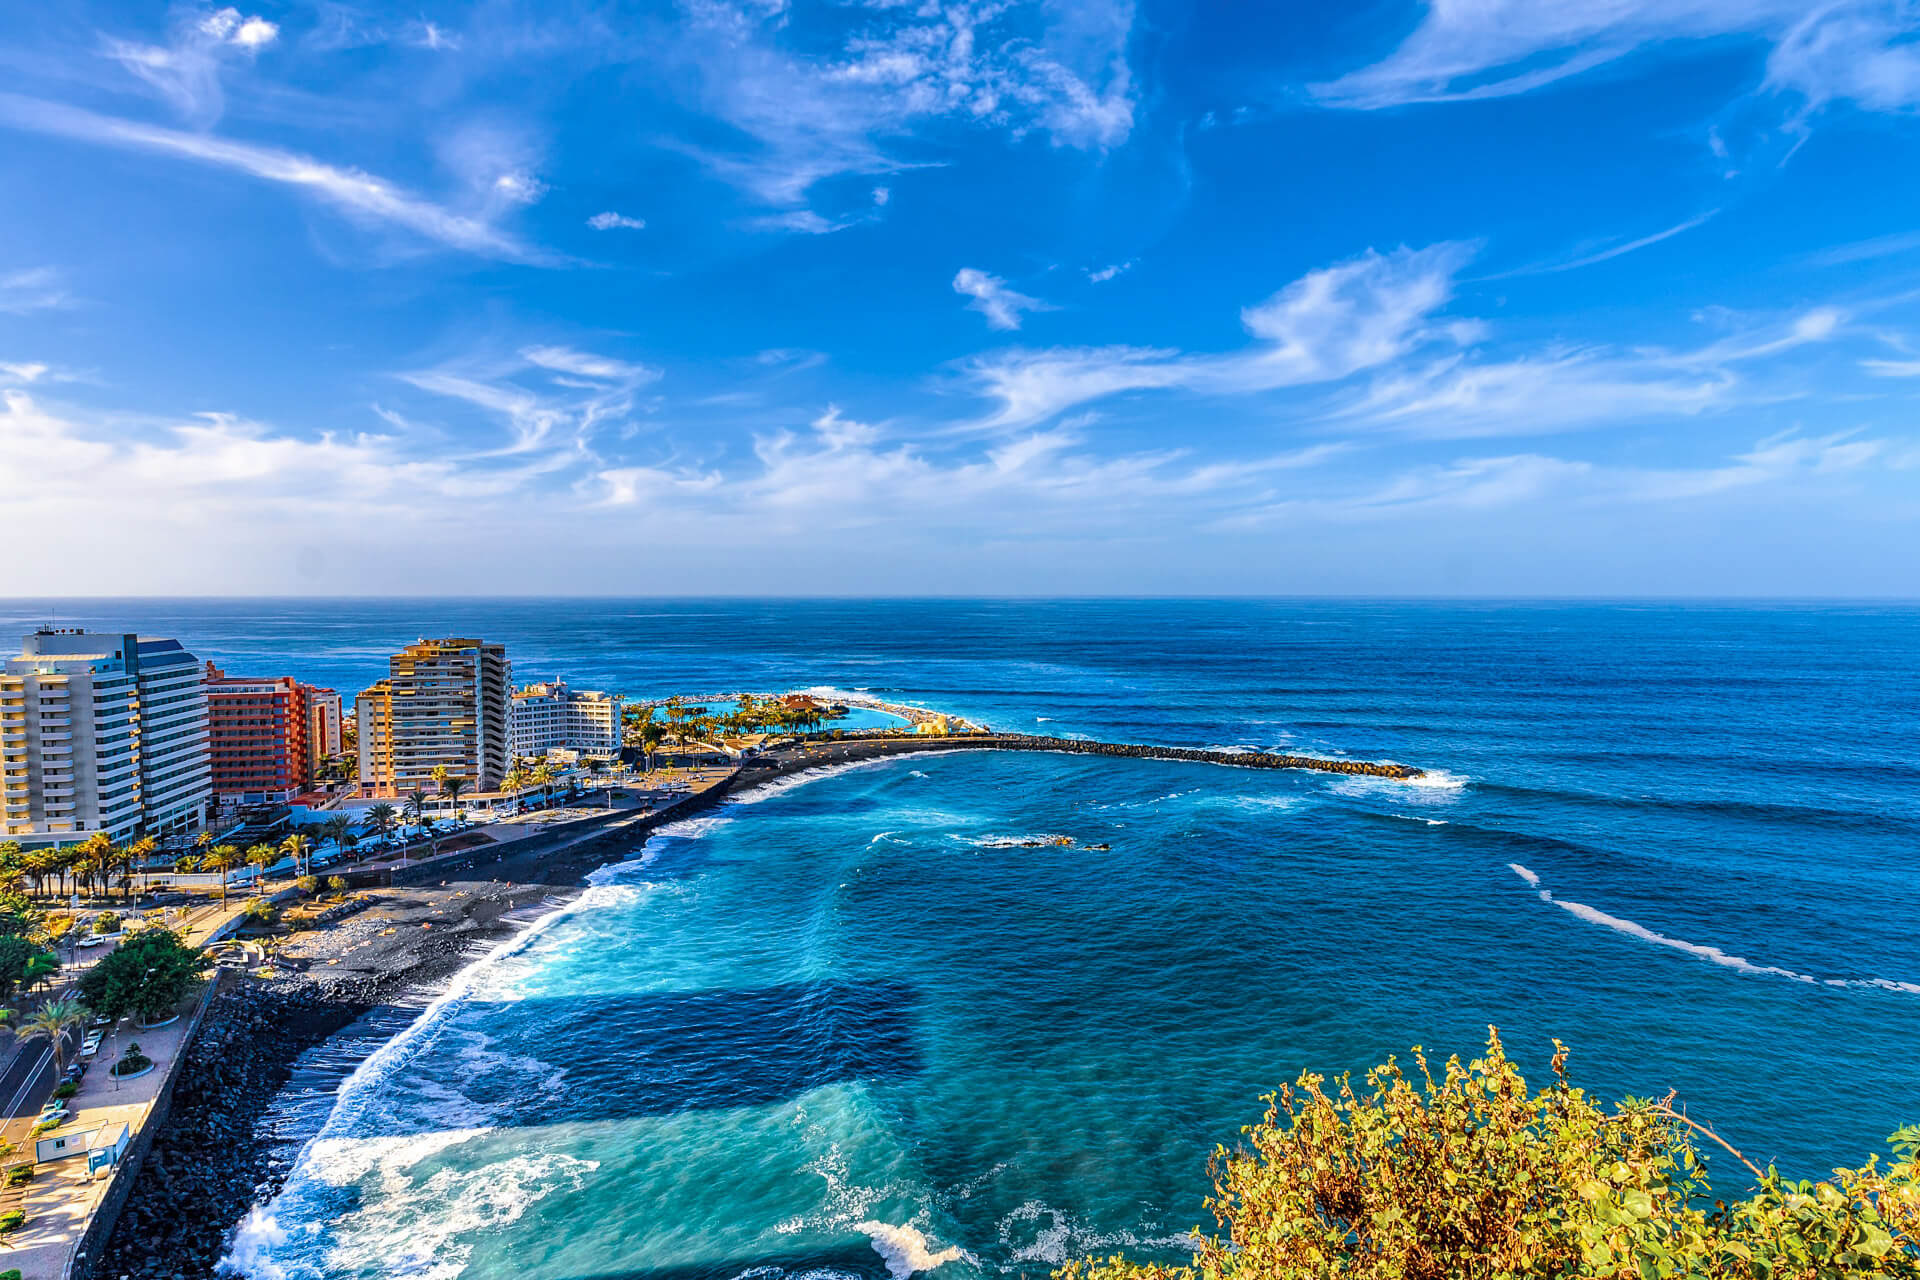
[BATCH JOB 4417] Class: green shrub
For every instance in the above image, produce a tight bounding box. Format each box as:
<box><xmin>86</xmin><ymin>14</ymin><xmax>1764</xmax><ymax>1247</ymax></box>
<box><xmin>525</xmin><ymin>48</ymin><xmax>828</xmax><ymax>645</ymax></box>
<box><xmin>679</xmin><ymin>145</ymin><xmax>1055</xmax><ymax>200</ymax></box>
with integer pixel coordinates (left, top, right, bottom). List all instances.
<box><xmin>295</xmin><ymin>875</ymin><xmax>320</xmax><ymax>897</ymax></box>
<box><xmin>4</xmin><ymin>1166</ymin><xmax>31</xmax><ymax>1187</ymax></box>
<box><xmin>241</xmin><ymin>899</ymin><xmax>278</xmax><ymax>925</ymax></box>
<box><xmin>2</xmin><ymin>1265</ymin><xmax>22</xmax><ymax>1278</ymax></box>
<box><xmin>52</xmin><ymin>1082</ymin><xmax>76</xmax><ymax>1100</ymax></box>
<box><xmin>0</xmin><ymin>1213</ymin><xmax>21</xmax><ymax>1235</ymax></box>
<box><xmin>77</xmin><ymin>928</ymin><xmax>207</xmax><ymax>1023</ymax></box>
<box><xmin>1061</xmin><ymin>1030</ymin><xmax>1918</xmax><ymax>1280</ymax></box>
<box><xmin>92</xmin><ymin>911</ymin><xmax>121</xmax><ymax>935</ymax></box>
<box><xmin>27</xmin><ymin>1120</ymin><xmax>54</xmax><ymax>1138</ymax></box>
<box><xmin>325</xmin><ymin>876</ymin><xmax>348</xmax><ymax>895</ymax></box>
<box><xmin>112</xmin><ymin>1042</ymin><xmax>152</xmax><ymax>1076</ymax></box>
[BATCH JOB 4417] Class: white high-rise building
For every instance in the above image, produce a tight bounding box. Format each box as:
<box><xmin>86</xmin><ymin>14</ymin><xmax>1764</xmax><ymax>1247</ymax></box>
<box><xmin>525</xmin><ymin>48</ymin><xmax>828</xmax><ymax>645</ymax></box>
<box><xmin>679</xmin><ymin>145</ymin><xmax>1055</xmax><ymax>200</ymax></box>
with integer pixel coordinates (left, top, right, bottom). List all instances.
<box><xmin>131</xmin><ymin>637</ymin><xmax>211</xmax><ymax>838</ymax></box>
<box><xmin>511</xmin><ymin>680</ymin><xmax>623</xmax><ymax>757</ymax></box>
<box><xmin>0</xmin><ymin>630</ymin><xmax>209</xmax><ymax>848</ymax></box>
<box><xmin>356</xmin><ymin>638</ymin><xmax>512</xmax><ymax>796</ymax></box>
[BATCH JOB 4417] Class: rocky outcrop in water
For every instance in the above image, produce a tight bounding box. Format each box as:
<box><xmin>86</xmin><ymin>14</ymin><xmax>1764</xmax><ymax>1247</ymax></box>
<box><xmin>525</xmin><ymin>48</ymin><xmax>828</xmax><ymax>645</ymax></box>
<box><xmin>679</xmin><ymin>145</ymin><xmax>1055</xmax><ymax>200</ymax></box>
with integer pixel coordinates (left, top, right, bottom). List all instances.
<box><xmin>996</xmin><ymin>735</ymin><xmax>1424</xmax><ymax>778</ymax></box>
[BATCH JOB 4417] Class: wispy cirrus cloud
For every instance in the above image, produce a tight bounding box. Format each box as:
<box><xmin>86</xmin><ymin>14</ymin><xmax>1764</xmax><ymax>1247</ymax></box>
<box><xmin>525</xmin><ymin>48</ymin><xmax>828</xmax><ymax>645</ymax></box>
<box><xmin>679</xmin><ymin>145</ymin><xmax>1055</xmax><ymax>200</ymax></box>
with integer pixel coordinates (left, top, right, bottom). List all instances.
<box><xmin>670</xmin><ymin>0</ymin><xmax>1135</xmax><ymax>223</ymax></box>
<box><xmin>953</xmin><ymin>268</ymin><xmax>1052</xmax><ymax>331</ymax></box>
<box><xmin>964</xmin><ymin>242</ymin><xmax>1476</xmax><ymax>429</ymax></box>
<box><xmin>103</xmin><ymin>6</ymin><xmax>278</xmax><ymax>127</ymax></box>
<box><xmin>399</xmin><ymin>343</ymin><xmax>661</xmax><ymax>455</ymax></box>
<box><xmin>1312</xmin><ymin>0</ymin><xmax>1920</xmax><ymax>115</ymax></box>
<box><xmin>0</xmin><ymin>267</ymin><xmax>74</xmax><ymax>315</ymax></box>
<box><xmin>0</xmin><ymin>95</ymin><xmax>552</xmax><ymax>264</ymax></box>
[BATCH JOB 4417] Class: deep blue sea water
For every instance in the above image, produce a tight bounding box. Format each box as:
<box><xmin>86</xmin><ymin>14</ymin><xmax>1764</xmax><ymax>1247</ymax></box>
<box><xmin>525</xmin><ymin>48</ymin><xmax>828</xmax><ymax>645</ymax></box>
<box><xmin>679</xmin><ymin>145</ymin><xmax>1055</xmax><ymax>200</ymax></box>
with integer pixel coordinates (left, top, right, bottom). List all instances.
<box><xmin>3</xmin><ymin>600</ymin><xmax>1915</xmax><ymax>1280</ymax></box>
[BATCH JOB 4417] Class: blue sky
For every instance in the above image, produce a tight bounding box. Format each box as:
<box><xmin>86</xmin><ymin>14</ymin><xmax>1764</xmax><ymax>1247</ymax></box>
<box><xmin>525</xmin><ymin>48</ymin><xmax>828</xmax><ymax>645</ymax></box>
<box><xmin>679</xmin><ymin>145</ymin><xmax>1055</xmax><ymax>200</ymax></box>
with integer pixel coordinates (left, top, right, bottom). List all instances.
<box><xmin>3</xmin><ymin>0</ymin><xmax>1919</xmax><ymax>595</ymax></box>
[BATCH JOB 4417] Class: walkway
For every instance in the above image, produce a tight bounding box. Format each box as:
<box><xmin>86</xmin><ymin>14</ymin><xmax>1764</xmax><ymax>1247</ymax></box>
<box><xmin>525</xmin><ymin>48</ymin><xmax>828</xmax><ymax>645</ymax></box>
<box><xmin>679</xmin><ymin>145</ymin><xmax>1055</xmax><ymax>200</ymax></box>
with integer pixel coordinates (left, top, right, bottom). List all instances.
<box><xmin>0</xmin><ymin>989</ymin><xmax>207</xmax><ymax>1280</ymax></box>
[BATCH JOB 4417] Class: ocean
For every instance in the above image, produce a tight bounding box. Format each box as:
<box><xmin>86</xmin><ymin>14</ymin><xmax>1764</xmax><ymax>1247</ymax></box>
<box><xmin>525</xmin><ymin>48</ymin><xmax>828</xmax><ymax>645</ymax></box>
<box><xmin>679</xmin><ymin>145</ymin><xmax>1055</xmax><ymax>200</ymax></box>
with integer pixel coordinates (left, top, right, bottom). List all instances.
<box><xmin>3</xmin><ymin>600</ymin><xmax>1914</xmax><ymax>1280</ymax></box>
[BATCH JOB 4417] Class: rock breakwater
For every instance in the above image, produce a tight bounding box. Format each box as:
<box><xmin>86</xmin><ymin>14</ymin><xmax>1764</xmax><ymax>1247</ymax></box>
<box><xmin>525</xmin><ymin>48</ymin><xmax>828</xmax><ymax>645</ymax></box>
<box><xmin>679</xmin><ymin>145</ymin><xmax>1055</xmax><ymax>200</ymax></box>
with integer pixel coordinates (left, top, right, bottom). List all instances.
<box><xmin>87</xmin><ymin>983</ymin><xmax>366</xmax><ymax>1280</ymax></box>
<box><xmin>992</xmin><ymin>735</ymin><xmax>1424</xmax><ymax>778</ymax></box>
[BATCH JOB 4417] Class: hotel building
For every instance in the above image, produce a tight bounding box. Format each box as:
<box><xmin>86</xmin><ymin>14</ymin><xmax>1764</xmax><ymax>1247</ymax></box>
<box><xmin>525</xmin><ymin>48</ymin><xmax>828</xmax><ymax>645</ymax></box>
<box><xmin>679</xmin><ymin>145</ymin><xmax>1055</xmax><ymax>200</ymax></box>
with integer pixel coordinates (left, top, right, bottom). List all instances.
<box><xmin>511</xmin><ymin>681</ymin><xmax>624</xmax><ymax>757</ymax></box>
<box><xmin>0</xmin><ymin>630</ymin><xmax>210</xmax><ymax>848</ymax></box>
<box><xmin>357</xmin><ymin>638</ymin><xmax>511</xmax><ymax>797</ymax></box>
<box><xmin>307</xmin><ymin>687</ymin><xmax>344</xmax><ymax>778</ymax></box>
<box><xmin>204</xmin><ymin>664</ymin><xmax>320</xmax><ymax>807</ymax></box>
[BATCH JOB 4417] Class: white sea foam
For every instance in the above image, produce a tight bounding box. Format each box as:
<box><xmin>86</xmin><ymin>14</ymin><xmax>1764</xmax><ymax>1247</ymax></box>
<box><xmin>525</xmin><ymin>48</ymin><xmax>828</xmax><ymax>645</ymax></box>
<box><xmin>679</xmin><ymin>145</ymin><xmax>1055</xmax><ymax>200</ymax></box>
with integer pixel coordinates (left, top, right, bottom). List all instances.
<box><xmin>998</xmin><ymin>1201</ymin><xmax>1201</xmax><ymax>1267</ymax></box>
<box><xmin>908</xmin><ymin>770</ymin><xmax>929</xmax><ymax>779</ymax></box>
<box><xmin>858</xmin><ymin>1221</ymin><xmax>974</xmax><ymax>1280</ymax></box>
<box><xmin>1513</xmin><ymin>866</ymin><xmax>1919</xmax><ymax>994</ymax></box>
<box><xmin>729</xmin><ymin>756</ymin><xmax>897</xmax><ymax>805</ymax></box>
<box><xmin>951</xmin><ymin>833</ymin><xmax>1076</xmax><ymax>849</ymax></box>
<box><xmin>652</xmin><ymin>814</ymin><xmax>735</xmax><ymax>838</ymax></box>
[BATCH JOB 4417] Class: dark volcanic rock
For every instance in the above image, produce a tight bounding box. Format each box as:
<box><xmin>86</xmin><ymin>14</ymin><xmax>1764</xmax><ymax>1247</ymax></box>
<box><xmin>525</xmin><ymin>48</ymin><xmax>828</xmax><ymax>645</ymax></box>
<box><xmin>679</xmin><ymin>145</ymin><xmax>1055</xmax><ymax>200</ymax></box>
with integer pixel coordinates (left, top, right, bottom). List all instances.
<box><xmin>88</xmin><ymin>984</ymin><xmax>367</xmax><ymax>1280</ymax></box>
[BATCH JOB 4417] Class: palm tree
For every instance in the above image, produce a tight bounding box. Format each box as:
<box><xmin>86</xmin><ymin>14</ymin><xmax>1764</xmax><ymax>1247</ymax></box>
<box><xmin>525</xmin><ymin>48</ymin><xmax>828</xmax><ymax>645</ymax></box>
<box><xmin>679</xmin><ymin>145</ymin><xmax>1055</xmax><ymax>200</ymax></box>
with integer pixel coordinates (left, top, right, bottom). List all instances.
<box><xmin>531</xmin><ymin>761</ymin><xmax>557</xmax><ymax>811</ymax></box>
<box><xmin>441</xmin><ymin>775</ymin><xmax>468</xmax><ymax>814</ymax></box>
<box><xmin>206</xmin><ymin>844</ymin><xmax>242</xmax><ymax>905</ymax></box>
<box><xmin>319</xmin><ymin>814</ymin><xmax>355</xmax><ymax>860</ymax></box>
<box><xmin>363</xmin><ymin>802</ymin><xmax>398</xmax><ymax>846</ymax></box>
<box><xmin>20</xmin><ymin>998</ymin><xmax>88</xmax><ymax>1078</ymax></box>
<box><xmin>500</xmin><ymin>762</ymin><xmax>530</xmax><ymax>810</ymax></box>
<box><xmin>128</xmin><ymin>835</ymin><xmax>159</xmax><ymax>897</ymax></box>
<box><xmin>639</xmin><ymin>721</ymin><xmax>664</xmax><ymax>775</ymax></box>
<box><xmin>280</xmin><ymin>832</ymin><xmax>315</xmax><ymax>879</ymax></box>
<box><xmin>404</xmin><ymin>790</ymin><xmax>426</xmax><ymax>829</ymax></box>
<box><xmin>245</xmin><ymin>843</ymin><xmax>277</xmax><ymax>895</ymax></box>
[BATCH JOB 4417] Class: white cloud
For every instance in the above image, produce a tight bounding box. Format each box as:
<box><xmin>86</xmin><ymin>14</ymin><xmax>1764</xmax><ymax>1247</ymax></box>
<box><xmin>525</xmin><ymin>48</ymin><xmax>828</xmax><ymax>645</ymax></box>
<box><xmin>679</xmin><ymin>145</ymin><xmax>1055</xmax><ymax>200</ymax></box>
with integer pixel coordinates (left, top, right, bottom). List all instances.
<box><xmin>671</xmin><ymin>0</ymin><xmax>1135</xmax><ymax>219</ymax></box>
<box><xmin>587</xmin><ymin>211</ymin><xmax>646</xmax><ymax>231</ymax></box>
<box><xmin>1087</xmin><ymin>261</ymin><xmax>1133</xmax><ymax>283</ymax></box>
<box><xmin>520</xmin><ymin>345</ymin><xmax>661</xmax><ymax>383</ymax></box>
<box><xmin>1338</xmin><ymin>305</ymin><xmax>1845</xmax><ymax>438</ymax></box>
<box><xmin>0</xmin><ymin>267</ymin><xmax>73</xmax><ymax>315</ymax></box>
<box><xmin>0</xmin><ymin>95</ymin><xmax>550</xmax><ymax>264</ymax></box>
<box><xmin>872</xmin><ymin>186</ymin><xmax>891</xmax><ymax>206</ymax></box>
<box><xmin>1312</xmin><ymin>0</ymin><xmax>1920</xmax><ymax>115</ymax></box>
<box><xmin>493</xmin><ymin>172</ymin><xmax>548</xmax><ymax>205</ymax></box>
<box><xmin>953</xmin><ymin>268</ymin><xmax>1052</xmax><ymax>331</ymax></box>
<box><xmin>0</xmin><ymin>362</ymin><xmax>50</xmax><ymax>383</ymax></box>
<box><xmin>965</xmin><ymin>243</ymin><xmax>1474</xmax><ymax>429</ymax></box>
<box><xmin>105</xmin><ymin>8</ymin><xmax>278</xmax><ymax>127</ymax></box>
<box><xmin>746</xmin><ymin>209</ymin><xmax>863</xmax><ymax>235</ymax></box>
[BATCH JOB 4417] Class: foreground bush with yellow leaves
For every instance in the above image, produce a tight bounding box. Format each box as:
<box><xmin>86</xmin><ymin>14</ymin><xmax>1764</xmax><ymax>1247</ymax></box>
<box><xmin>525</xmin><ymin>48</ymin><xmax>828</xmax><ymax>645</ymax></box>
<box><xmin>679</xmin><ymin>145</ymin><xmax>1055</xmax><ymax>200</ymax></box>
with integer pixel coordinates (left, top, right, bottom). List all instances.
<box><xmin>1059</xmin><ymin>1031</ymin><xmax>1917</xmax><ymax>1280</ymax></box>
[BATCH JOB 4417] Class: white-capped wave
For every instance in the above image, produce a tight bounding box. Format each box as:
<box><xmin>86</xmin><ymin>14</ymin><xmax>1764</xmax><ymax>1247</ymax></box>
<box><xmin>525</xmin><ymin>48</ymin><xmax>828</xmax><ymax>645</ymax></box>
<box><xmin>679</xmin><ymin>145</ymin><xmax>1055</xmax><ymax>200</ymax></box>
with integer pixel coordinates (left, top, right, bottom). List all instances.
<box><xmin>907</xmin><ymin>770</ymin><xmax>928</xmax><ymax>779</ymax></box>
<box><xmin>1514</xmin><ymin>867</ymin><xmax>1918</xmax><ymax>994</ymax></box>
<box><xmin>651</xmin><ymin>814</ymin><xmax>735</xmax><ymax>839</ymax></box>
<box><xmin>729</xmin><ymin>756</ymin><xmax>896</xmax><ymax>805</ymax></box>
<box><xmin>858</xmin><ymin>1221</ymin><xmax>974</xmax><ymax>1280</ymax></box>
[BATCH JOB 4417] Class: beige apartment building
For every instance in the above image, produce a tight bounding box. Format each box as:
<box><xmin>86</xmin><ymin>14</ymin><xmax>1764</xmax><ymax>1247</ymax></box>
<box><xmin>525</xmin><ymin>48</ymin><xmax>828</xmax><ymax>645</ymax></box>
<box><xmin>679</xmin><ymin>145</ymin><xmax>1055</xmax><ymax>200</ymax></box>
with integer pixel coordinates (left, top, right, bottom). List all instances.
<box><xmin>356</xmin><ymin>638</ymin><xmax>511</xmax><ymax>797</ymax></box>
<box><xmin>0</xmin><ymin>630</ymin><xmax>210</xmax><ymax>849</ymax></box>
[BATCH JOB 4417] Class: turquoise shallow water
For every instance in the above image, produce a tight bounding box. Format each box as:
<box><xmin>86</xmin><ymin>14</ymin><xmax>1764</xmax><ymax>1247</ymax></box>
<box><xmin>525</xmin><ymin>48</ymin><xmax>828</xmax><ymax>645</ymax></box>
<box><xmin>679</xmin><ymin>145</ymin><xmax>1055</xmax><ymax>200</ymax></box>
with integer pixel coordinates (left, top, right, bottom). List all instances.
<box><xmin>3</xmin><ymin>600</ymin><xmax>1911</xmax><ymax>1280</ymax></box>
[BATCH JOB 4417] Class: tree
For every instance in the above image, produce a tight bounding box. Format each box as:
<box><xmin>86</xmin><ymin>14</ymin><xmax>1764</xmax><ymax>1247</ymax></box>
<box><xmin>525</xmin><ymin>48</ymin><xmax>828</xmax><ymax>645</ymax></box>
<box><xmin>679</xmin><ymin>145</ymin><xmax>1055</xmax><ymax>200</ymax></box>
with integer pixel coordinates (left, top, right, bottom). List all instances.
<box><xmin>244</xmin><ymin>843</ymin><xmax>277</xmax><ymax>894</ymax></box>
<box><xmin>531</xmin><ymin>761</ymin><xmax>557</xmax><ymax>810</ymax></box>
<box><xmin>205</xmin><ymin>844</ymin><xmax>242</xmax><ymax>905</ymax></box>
<box><xmin>0</xmin><ymin>935</ymin><xmax>43</xmax><ymax>1004</ymax></box>
<box><xmin>18</xmin><ymin>998</ymin><xmax>88</xmax><ymax>1077</ymax></box>
<box><xmin>318</xmin><ymin>814</ymin><xmax>356</xmax><ymax>859</ymax></box>
<box><xmin>280</xmin><ymin>832</ymin><xmax>315</xmax><ymax>879</ymax></box>
<box><xmin>325</xmin><ymin>875</ymin><xmax>348</xmax><ymax>897</ymax></box>
<box><xmin>441</xmin><ymin>775</ymin><xmax>468</xmax><ymax>812</ymax></box>
<box><xmin>363</xmin><ymin>802</ymin><xmax>398</xmax><ymax>844</ymax></box>
<box><xmin>639</xmin><ymin>720</ymin><xmax>665</xmax><ymax>775</ymax></box>
<box><xmin>404</xmin><ymin>790</ymin><xmax>426</xmax><ymax>827</ymax></box>
<box><xmin>77</xmin><ymin>929</ymin><xmax>206</xmax><ymax>1023</ymax></box>
<box><xmin>1058</xmin><ymin>1030</ymin><xmax>1918</xmax><ymax>1280</ymax></box>
<box><xmin>127</xmin><ymin>836</ymin><xmax>159</xmax><ymax>896</ymax></box>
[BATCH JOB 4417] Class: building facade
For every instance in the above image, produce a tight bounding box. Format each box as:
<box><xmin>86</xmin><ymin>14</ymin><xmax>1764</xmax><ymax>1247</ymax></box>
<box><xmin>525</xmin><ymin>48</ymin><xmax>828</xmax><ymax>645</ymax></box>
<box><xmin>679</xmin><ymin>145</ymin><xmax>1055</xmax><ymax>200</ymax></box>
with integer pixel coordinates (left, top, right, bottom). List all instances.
<box><xmin>355</xmin><ymin>638</ymin><xmax>511</xmax><ymax>796</ymax></box>
<box><xmin>307</xmin><ymin>687</ymin><xmax>343</xmax><ymax>777</ymax></box>
<box><xmin>204</xmin><ymin>664</ymin><xmax>314</xmax><ymax>807</ymax></box>
<box><xmin>0</xmin><ymin>631</ymin><xmax>209</xmax><ymax>848</ymax></box>
<box><xmin>510</xmin><ymin>680</ymin><xmax>623</xmax><ymax>757</ymax></box>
